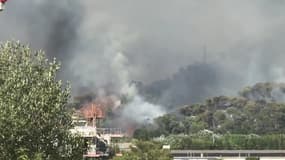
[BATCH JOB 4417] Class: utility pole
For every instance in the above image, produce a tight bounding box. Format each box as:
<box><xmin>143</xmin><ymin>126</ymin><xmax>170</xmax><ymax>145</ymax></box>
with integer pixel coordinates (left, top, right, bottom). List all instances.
<box><xmin>203</xmin><ymin>45</ymin><xmax>207</xmax><ymax>64</ymax></box>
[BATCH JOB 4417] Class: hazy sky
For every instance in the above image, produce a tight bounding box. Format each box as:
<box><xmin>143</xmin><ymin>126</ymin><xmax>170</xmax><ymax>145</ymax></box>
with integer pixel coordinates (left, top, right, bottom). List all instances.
<box><xmin>1</xmin><ymin>0</ymin><xmax>285</xmax><ymax>98</ymax></box>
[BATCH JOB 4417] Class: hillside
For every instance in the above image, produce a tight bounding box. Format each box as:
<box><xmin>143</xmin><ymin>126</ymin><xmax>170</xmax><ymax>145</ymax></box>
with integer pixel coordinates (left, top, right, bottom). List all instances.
<box><xmin>135</xmin><ymin>82</ymin><xmax>285</xmax><ymax>137</ymax></box>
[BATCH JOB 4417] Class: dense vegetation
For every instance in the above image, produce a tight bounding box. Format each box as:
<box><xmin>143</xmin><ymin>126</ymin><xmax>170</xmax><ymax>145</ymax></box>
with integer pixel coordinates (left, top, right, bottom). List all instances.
<box><xmin>113</xmin><ymin>141</ymin><xmax>171</xmax><ymax>160</ymax></box>
<box><xmin>136</xmin><ymin>97</ymin><xmax>285</xmax><ymax>137</ymax></box>
<box><xmin>0</xmin><ymin>41</ymin><xmax>85</xmax><ymax>159</ymax></box>
<box><xmin>134</xmin><ymin>82</ymin><xmax>285</xmax><ymax>150</ymax></box>
<box><xmin>163</xmin><ymin>133</ymin><xmax>285</xmax><ymax>150</ymax></box>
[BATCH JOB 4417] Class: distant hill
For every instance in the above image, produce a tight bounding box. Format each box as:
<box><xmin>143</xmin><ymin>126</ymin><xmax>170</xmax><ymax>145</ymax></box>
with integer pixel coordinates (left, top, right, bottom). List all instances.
<box><xmin>138</xmin><ymin>82</ymin><xmax>285</xmax><ymax>136</ymax></box>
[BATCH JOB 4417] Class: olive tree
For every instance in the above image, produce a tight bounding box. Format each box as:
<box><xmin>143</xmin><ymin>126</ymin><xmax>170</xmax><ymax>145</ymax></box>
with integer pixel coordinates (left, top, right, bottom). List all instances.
<box><xmin>0</xmin><ymin>41</ymin><xmax>85</xmax><ymax>159</ymax></box>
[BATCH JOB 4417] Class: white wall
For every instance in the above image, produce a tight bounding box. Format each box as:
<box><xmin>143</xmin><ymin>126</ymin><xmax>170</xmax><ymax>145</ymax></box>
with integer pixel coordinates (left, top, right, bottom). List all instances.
<box><xmin>260</xmin><ymin>158</ymin><xmax>285</xmax><ymax>160</ymax></box>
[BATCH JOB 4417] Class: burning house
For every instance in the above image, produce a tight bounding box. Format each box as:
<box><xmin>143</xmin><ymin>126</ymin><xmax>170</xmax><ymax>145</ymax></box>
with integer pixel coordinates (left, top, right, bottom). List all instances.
<box><xmin>70</xmin><ymin>101</ymin><xmax>123</xmax><ymax>159</ymax></box>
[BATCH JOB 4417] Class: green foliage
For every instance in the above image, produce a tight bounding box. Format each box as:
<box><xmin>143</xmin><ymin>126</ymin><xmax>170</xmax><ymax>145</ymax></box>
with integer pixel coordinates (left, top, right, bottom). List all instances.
<box><xmin>133</xmin><ymin>128</ymin><xmax>151</xmax><ymax>141</ymax></box>
<box><xmin>113</xmin><ymin>140</ymin><xmax>171</xmax><ymax>160</ymax></box>
<box><xmin>0</xmin><ymin>41</ymin><xmax>85</xmax><ymax>159</ymax></box>
<box><xmin>239</xmin><ymin>82</ymin><xmax>285</xmax><ymax>102</ymax></box>
<box><xmin>133</xmin><ymin>82</ymin><xmax>285</xmax><ymax>150</ymax></box>
<box><xmin>147</xmin><ymin>94</ymin><xmax>285</xmax><ymax>136</ymax></box>
<box><xmin>246</xmin><ymin>157</ymin><xmax>259</xmax><ymax>160</ymax></box>
<box><xmin>163</xmin><ymin>134</ymin><xmax>285</xmax><ymax>150</ymax></box>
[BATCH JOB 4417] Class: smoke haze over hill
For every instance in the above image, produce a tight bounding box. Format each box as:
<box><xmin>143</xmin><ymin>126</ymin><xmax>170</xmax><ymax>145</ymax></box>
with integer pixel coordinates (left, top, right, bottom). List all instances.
<box><xmin>1</xmin><ymin>0</ymin><xmax>285</xmax><ymax>105</ymax></box>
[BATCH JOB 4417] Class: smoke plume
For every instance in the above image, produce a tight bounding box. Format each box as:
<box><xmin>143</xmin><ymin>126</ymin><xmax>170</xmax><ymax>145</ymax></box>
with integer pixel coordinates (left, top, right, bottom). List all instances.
<box><xmin>1</xmin><ymin>0</ymin><xmax>285</xmax><ymax>109</ymax></box>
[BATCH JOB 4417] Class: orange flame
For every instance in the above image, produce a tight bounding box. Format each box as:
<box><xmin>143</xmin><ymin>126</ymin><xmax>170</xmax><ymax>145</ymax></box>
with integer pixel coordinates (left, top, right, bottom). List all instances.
<box><xmin>80</xmin><ymin>102</ymin><xmax>105</xmax><ymax>119</ymax></box>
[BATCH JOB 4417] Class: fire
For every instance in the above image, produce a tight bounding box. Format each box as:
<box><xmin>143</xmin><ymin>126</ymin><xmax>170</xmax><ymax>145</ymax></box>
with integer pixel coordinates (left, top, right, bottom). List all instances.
<box><xmin>80</xmin><ymin>102</ymin><xmax>105</xmax><ymax>119</ymax></box>
<box><xmin>75</xmin><ymin>94</ymin><xmax>140</xmax><ymax>136</ymax></box>
<box><xmin>79</xmin><ymin>95</ymin><xmax>121</xmax><ymax>120</ymax></box>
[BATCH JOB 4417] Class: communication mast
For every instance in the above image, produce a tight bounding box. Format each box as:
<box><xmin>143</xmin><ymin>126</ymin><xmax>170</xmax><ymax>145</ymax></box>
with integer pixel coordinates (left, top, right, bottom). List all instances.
<box><xmin>203</xmin><ymin>45</ymin><xmax>208</xmax><ymax>64</ymax></box>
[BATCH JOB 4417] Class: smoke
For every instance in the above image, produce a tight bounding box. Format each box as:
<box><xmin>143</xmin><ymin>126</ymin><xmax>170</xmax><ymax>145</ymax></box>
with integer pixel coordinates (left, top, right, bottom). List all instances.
<box><xmin>118</xmin><ymin>82</ymin><xmax>165</xmax><ymax>124</ymax></box>
<box><xmin>143</xmin><ymin>62</ymin><xmax>240</xmax><ymax>108</ymax></box>
<box><xmin>2</xmin><ymin>0</ymin><xmax>285</xmax><ymax>108</ymax></box>
<box><xmin>70</xmin><ymin>0</ymin><xmax>285</xmax><ymax>103</ymax></box>
<box><xmin>271</xmin><ymin>87</ymin><xmax>285</xmax><ymax>103</ymax></box>
<box><xmin>239</xmin><ymin>82</ymin><xmax>285</xmax><ymax>103</ymax></box>
<box><xmin>122</xmin><ymin>96</ymin><xmax>165</xmax><ymax>123</ymax></box>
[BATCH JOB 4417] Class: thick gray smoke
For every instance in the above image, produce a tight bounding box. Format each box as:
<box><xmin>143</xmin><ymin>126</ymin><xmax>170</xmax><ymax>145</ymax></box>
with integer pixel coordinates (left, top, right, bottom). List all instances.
<box><xmin>1</xmin><ymin>0</ymin><xmax>285</xmax><ymax>108</ymax></box>
<box><xmin>0</xmin><ymin>1</ymin><xmax>82</xmax><ymax>82</ymax></box>
<box><xmin>142</xmin><ymin>62</ymin><xmax>239</xmax><ymax>108</ymax></box>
